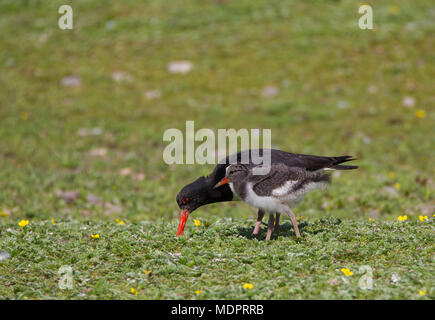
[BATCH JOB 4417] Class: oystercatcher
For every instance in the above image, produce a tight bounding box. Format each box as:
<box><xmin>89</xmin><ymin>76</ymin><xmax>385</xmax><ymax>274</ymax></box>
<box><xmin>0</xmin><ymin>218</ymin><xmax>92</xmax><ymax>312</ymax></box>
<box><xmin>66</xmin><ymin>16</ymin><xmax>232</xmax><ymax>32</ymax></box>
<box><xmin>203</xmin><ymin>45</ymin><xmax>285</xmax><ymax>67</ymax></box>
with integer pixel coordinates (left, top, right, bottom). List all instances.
<box><xmin>214</xmin><ymin>163</ymin><xmax>332</xmax><ymax>239</ymax></box>
<box><xmin>175</xmin><ymin>149</ymin><xmax>357</xmax><ymax>237</ymax></box>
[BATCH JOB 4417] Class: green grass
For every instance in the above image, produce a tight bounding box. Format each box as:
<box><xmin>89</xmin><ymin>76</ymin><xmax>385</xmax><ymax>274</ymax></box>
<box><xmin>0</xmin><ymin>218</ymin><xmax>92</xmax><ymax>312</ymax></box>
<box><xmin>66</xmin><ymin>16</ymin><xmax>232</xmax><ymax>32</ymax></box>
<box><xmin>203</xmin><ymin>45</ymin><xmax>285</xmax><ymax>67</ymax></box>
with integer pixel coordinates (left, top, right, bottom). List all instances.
<box><xmin>0</xmin><ymin>216</ymin><xmax>433</xmax><ymax>299</ymax></box>
<box><xmin>0</xmin><ymin>0</ymin><xmax>434</xmax><ymax>299</ymax></box>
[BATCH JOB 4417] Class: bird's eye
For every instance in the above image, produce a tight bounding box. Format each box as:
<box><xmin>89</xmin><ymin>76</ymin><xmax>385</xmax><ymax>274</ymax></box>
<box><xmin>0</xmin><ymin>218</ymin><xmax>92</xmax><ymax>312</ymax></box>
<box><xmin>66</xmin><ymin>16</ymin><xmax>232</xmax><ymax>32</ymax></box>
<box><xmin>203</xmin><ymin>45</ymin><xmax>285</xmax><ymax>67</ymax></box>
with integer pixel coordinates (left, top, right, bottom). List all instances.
<box><xmin>182</xmin><ymin>197</ymin><xmax>189</xmax><ymax>204</ymax></box>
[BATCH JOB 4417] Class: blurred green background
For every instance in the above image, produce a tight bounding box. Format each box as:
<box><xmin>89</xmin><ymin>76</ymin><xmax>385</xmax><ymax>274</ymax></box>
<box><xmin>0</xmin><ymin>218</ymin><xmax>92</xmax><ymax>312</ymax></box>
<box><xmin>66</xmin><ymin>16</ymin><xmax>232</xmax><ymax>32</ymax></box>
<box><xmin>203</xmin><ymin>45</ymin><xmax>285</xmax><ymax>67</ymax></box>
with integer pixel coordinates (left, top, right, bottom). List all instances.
<box><xmin>0</xmin><ymin>0</ymin><xmax>434</xmax><ymax>224</ymax></box>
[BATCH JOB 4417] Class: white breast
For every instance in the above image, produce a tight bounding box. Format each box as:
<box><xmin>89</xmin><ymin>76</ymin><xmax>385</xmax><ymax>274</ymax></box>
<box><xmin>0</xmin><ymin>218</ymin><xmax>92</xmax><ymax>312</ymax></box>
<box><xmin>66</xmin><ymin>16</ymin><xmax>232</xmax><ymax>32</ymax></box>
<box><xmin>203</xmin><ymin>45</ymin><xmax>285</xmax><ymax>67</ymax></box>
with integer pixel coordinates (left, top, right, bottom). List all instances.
<box><xmin>245</xmin><ymin>183</ymin><xmax>282</xmax><ymax>213</ymax></box>
<box><xmin>228</xmin><ymin>182</ymin><xmax>241</xmax><ymax>201</ymax></box>
<box><xmin>245</xmin><ymin>181</ymin><xmax>329</xmax><ymax>212</ymax></box>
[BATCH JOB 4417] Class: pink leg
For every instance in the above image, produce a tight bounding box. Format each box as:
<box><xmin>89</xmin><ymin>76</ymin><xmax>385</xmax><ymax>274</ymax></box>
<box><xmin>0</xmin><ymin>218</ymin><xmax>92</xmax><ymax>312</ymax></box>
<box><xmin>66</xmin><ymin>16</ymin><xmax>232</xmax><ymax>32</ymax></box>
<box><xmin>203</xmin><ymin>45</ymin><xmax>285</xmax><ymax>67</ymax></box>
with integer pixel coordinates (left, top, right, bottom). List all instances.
<box><xmin>253</xmin><ymin>210</ymin><xmax>264</xmax><ymax>235</ymax></box>
<box><xmin>283</xmin><ymin>206</ymin><xmax>301</xmax><ymax>237</ymax></box>
<box><xmin>266</xmin><ymin>213</ymin><xmax>275</xmax><ymax>240</ymax></box>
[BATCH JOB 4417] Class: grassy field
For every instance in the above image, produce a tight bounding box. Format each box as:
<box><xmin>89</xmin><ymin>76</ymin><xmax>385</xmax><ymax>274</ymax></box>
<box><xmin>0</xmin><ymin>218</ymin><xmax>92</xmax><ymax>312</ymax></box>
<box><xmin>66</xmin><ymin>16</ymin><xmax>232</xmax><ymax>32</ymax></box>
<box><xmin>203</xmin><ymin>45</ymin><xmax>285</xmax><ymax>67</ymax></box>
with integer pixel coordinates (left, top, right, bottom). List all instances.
<box><xmin>0</xmin><ymin>0</ymin><xmax>434</xmax><ymax>299</ymax></box>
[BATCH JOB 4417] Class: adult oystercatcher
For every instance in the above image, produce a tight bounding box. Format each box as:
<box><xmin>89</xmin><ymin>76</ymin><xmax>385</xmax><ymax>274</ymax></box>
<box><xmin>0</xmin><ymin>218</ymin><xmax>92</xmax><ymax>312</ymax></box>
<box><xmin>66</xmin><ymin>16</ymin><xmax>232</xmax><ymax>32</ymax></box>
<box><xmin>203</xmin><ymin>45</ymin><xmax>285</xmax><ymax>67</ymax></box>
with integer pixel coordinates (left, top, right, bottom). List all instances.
<box><xmin>214</xmin><ymin>163</ymin><xmax>332</xmax><ymax>240</ymax></box>
<box><xmin>175</xmin><ymin>149</ymin><xmax>357</xmax><ymax>237</ymax></box>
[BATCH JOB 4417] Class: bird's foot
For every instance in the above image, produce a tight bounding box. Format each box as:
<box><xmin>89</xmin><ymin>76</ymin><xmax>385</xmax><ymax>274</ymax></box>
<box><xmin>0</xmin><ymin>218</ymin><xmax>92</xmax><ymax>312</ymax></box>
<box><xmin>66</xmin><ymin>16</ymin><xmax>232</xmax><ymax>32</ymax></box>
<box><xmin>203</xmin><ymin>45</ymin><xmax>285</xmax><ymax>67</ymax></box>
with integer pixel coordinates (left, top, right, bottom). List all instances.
<box><xmin>295</xmin><ymin>229</ymin><xmax>301</xmax><ymax>237</ymax></box>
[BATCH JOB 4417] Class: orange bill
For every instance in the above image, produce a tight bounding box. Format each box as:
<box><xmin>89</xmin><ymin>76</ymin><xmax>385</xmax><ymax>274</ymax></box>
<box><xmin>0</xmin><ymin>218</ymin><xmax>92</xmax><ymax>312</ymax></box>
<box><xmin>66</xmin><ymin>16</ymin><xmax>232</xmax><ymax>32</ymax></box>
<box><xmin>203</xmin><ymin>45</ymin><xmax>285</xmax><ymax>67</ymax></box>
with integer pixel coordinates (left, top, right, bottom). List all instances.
<box><xmin>176</xmin><ymin>210</ymin><xmax>189</xmax><ymax>237</ymax></box>
<box><xmin>213</xmin><ymin>177</ymin><xmax>229</xmax><ymax>189</ymax></box>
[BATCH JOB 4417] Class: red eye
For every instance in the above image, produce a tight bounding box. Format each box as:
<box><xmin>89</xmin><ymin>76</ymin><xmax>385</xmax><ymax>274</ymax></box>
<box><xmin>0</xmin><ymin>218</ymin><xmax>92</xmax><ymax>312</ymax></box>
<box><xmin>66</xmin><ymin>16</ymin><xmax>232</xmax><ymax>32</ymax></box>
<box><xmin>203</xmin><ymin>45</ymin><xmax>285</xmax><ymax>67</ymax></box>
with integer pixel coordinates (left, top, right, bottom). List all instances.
<box><xmin>182</xmin><ymin>198</ymin><xmax>189</xmax><ymax>204</ymax></box>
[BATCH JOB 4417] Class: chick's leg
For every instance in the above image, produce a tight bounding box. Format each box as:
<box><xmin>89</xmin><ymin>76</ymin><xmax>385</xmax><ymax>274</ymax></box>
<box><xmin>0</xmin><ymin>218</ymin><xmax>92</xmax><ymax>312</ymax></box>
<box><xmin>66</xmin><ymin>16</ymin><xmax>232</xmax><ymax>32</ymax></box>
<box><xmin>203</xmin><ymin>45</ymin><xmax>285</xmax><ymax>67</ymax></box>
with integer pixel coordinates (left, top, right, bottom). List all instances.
<box><xmin>274</xmin><ymin>213</ymin><xmax>280</xmax><ymax>234</ymax></box>
<box><xmin>253</xmin><ymin>209</ymin><xmax>264</xmax><ymax>235</ymax></box>
<box><xmin>283</xmin><ymin>206</ymin><xmax>301</xmax><ymax>237</ymax></box>
<box><xmin>266</xmin><ymin>213</ymin><xmax>275</xmax><ymax>240</ymax></box>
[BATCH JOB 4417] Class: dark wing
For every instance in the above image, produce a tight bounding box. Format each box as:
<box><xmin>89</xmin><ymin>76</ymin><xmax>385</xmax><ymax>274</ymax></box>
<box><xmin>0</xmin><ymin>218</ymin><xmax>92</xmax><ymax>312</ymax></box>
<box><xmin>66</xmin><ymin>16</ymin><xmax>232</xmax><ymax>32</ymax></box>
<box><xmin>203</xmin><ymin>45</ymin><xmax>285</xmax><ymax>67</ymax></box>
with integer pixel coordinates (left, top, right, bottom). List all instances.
<box><xmin>265</xmin><ymin>149</ymin><xmax>358</xmax><ymax>170</ymax></box>
<box><xmin>207</xmin><ymin>149</ymin><xmax>357</xmax><ymax>187</ymax></box>
<box><xmin>217</xmin><ymin>149</ymin><xmax>358</xmax><ymax>171</ymax></box>
<box><xmin>250</xmin><ymin>164</ymin><xmax>306</xmax><ymax>197</ymax></box>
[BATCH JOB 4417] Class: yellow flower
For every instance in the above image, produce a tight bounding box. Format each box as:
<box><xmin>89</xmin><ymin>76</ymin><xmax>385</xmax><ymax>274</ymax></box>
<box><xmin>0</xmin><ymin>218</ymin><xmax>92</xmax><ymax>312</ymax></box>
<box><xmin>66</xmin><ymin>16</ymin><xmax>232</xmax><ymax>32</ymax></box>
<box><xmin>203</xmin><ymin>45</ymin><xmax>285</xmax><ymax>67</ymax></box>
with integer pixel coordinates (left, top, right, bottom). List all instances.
<box><xmin>90</xmin><ymin>234</ymin><xmax>100</xmax><ymax>239</ymax></box>
<box><xmin>419</xmin><ymin>290</ymin><xmax>426</xmax><ymax>296</ymax></box>
<box><xmin>130</xmin><ymin>288</ymin><xmax>139</xmax><ymax>295</ymax></box>
<box><xmin>387</xmin><ymin>172</ymin><xmax>396</xmax><ymax>179</ymax></box>
<box><xmin>18</xmin><ymin>220</ymin><xmax>29</xmax><ymax>227</ymax></box>
<box><xmin>394</xmin><ymin>183</ymin><xmax>401</xmax><ymax>190</ymax></box>
<box><xmin>416</xmin><ymin>110</ymin><xmax>426</xmax><ymax>119</ymax></box>
<box><xmin>340</xmin><ymin>268</ymin><xmax>354</xmax><ymax>276</ymax></box>
<box><xmin>398</xmin><ymin>215</ymin><xmax>408</xmax><ymax>222</ymax></box>
<box><xmin>194</xmin><ymin>219</ymin><xmax>200</xmax><ymax>227</ymax></box>
<box><xmin>368</xmin><ymin>218</ymin><xmax>374</xmax><ymax>221</ymax></box>
<box><xmin>418</xmin><ymin>215</ymin><xmax>428</xmax><ymax>222</ymax></box>
<box><xmin>115</xmin><ymin>218</ymin><xmax>125</xmax><ymax>226</ymax></box>
<box><xmin>51</xmin><ymin>218</ymin><xmax>56</xmax><ymax>225</ymax></box>
<box><xmin>195</xmin><ymin>290</ymin><xmax>203</xmax><ymax>295</ymax></box>
<box><xmin>20</xmin><ymin>112</ymin><xmax>28</xmax><ymax>120</ymax></box>
<box><xmin>0</xmin><ymin>211</ymin><xmax>9</xmax><ymax>217</ymax></box>
<box><xmin>243</xmin><ymin>283</ymin><xmax>254</xmax><ymax>290</ymax></box>
<box><xmin>143</xmin><ymin>269</ymin><xmax>152</xmax><ymax>275</ymax></box>
<box><xmin>389</xmin><ymin>5</ymin><xmax>399</xmax><ymax>14</ymax></box>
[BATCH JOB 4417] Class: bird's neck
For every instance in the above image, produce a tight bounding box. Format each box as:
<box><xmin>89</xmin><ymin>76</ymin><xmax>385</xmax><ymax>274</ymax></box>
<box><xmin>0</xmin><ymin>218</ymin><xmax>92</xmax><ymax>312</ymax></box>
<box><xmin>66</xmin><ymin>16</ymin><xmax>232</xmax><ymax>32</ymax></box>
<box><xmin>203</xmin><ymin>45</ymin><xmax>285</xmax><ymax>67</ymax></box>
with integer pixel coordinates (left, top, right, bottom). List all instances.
<box><xmin>203</xmin><ymin>174</ymin><xmax>234</xmax><ymax>203</ymax></box>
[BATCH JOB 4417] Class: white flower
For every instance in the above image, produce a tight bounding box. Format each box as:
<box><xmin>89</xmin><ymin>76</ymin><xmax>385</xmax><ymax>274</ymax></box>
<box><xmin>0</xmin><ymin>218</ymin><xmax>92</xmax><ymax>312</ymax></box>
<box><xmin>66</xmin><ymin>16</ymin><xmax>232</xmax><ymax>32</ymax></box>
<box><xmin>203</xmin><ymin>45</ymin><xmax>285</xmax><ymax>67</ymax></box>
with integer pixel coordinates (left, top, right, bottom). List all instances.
<box><xmin>168</xmin><ymin>61</ymin><xmax>192</xmax><ymax>74</ymax></box>
<box><xmin>402</xmin><ymin>96</ymin><xmax>415</xmax><ymax>108</ymax></box>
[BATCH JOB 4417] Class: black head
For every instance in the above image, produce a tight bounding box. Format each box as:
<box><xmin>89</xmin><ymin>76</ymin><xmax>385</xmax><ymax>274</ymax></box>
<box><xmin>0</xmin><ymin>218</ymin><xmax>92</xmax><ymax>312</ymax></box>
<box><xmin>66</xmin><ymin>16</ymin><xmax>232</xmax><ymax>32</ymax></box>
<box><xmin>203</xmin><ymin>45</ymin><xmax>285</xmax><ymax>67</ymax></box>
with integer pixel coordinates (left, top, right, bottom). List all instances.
<box><xmin>175</xmin><ymin>172</ymin><xmax>233</xmax><ymax>236</ymax></box>
<box><xmin>176</xmin><ymin>176</ymin><xmax>210</xmax><ymax>213</ymax></box>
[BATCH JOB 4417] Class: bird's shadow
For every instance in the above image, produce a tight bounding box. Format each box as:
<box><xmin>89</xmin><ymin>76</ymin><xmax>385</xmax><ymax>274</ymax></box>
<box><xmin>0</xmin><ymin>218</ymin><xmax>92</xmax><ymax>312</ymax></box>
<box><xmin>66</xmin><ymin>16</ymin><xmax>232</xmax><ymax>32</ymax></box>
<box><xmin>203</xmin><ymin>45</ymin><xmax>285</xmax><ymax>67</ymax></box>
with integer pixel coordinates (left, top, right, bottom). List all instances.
<box><xmin>236</xmin><ymin>221</ymin><xmax>325</xmax><ymax>240</ymax></box>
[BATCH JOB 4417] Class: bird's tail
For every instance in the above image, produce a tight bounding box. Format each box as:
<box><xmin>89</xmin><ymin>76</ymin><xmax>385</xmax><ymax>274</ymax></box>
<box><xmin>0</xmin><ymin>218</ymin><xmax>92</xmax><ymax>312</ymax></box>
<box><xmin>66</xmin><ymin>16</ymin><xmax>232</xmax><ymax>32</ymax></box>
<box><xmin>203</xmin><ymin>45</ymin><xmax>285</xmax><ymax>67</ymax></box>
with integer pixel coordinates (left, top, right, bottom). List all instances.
<box><xmin>327</xmin><ymin>156</ymin><xmax>358</xmax><ymax>170</ymax></box>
